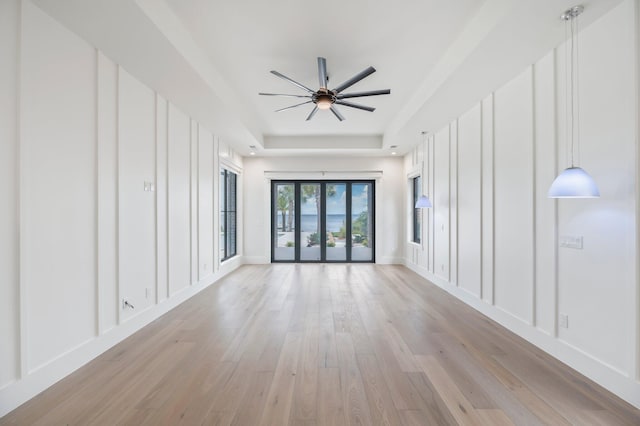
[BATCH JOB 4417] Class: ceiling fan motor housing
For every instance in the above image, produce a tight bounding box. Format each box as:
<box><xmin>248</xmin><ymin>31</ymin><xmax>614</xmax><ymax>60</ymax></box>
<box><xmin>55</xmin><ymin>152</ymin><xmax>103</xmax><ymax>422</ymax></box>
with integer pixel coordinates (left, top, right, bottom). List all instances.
<box><xmin>313</xmin><ymin>89</ymin><xmax>336</xmax><ymax>110</ymax></box>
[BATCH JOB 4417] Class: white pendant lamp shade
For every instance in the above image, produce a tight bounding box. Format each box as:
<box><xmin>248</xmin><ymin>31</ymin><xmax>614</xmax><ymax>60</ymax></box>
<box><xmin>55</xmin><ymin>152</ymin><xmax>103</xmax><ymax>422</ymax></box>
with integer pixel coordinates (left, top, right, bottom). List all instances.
<box><xmin>415</xmin><ymin>195</ymin><xmax>432</xmax><ymax>208</ymax></box>
<box><xmin>548</xmin><ymin>166</ymin><xmax>600</xmax><ymax>198</ymax></box>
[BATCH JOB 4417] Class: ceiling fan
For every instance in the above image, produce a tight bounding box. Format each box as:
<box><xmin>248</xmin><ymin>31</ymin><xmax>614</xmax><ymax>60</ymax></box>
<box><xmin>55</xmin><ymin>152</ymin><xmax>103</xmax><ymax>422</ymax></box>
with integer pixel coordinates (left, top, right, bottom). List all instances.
<box><xmin>259</xmin><ymin>57</ymin><xmax>390</xmax><ymax>121</ymax></box>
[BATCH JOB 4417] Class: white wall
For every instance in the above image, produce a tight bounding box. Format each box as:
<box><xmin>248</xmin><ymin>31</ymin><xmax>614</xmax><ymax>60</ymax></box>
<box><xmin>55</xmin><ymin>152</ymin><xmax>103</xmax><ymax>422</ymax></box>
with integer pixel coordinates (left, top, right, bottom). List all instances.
<box><xmin>198</xmin><ymin>127</ymin><xmax>215</xmax><ymax>280</ymax></box>
<box><xmin>242</xmin><ymin>156</ymin><xmax>405</xmax><ymax>265</ymax></box>
<box><xmin>118</xmin><ymin>68</ymin><xmax>157</xmax><ymax>318</ymax></box>
<box><xmin>404</xmin><ymin>0</ymin><xmax>640</xmax><ymax>408</ymax></box>
<box><xmin>0</xmin><ymin>0</ymin><xmax>20</xmax><ymax>391</ymax></box>
<box><xmin>21</xmin><ymin>0</ymin><xmax>98</xmax><ymax>371</ymax></box>
<box><xmin>0</xmin><ymin>0</ymin><xmax>243</xmax><ymax>416</ymax></box>
<box><xmin>168</xmin><ymin>104</ymin><xmax>192</xmax><ymax>296</ymax></box>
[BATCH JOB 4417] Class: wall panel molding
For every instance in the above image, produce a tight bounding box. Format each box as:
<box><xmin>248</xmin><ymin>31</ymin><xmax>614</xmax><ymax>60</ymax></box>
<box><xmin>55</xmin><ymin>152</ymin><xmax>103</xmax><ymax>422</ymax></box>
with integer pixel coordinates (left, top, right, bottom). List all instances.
<box><xmin>530</xmin><ymin>65</ymin><xmax>537</xmax><ymax>327</ymax></box>
<box><xmin>433</xmin><ymin>126</ymin><xmax>450</xmax><ymax>282</ymax></box>
<box><xmin>481</xmin><ymin>94</ymin><xmax>495</xmax><ymax>305</ymax></box>
<box><xmin>634</xmin><ymin>0</ymin><xmax>640</xmax><ymax>383</ymax></box>
<box><xmin>428</xmin><ymin>134</ymin><xmax>435</xmax><ymax>273</ymax></box>
<box><xmin>190</xmin><ymin>120</ymin><xmax>198</xmax><ymax>285</ymax></box>
<box><xmin>533</xmin><ymin>51</ymin><xmax>557</xmax><ymax>337</ymax></box>
<box><xmin>450</xmin><ymin>120</ymin><xmax>458</xmax><ymax>287</ymax></box>
<box><xmin>156</xmin><ymin>95</ymin><xmax>169</xmax><ymax>302</ymax></box>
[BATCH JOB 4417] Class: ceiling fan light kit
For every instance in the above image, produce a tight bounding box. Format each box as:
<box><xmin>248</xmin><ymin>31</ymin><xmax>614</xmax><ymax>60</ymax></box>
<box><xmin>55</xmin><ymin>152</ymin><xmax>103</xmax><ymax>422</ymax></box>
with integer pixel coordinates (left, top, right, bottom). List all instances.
<box><xmin>314</xmin><ymin>91</ymin><xmax>334</xmax><ymax>110</ymax></box>
<box><xmin>259</xmin><ymin>57</ymin><xmax>391</xmax><ymax>121</ymax></box>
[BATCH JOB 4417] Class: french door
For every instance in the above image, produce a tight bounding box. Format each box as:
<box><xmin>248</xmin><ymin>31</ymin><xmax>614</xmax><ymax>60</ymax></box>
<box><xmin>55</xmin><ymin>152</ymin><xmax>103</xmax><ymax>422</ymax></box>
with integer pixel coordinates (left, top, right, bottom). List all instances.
<box><xmin>271</xmin><ymin>180</ymin><xmax>375</xmax><ymax>263</ymax></box>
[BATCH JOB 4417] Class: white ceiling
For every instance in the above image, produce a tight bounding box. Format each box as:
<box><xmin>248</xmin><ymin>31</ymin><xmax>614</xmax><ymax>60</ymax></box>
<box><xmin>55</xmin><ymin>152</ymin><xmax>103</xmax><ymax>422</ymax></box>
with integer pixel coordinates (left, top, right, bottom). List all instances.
<box><xmin>35</xmin><ymin>0</ymin><xmax>623</xmax><ymax>156</ymax></box>
<box><xmin>162</xmin><ymin>0</ymin><xmax>484</xmax><ymax>137</ymax></box>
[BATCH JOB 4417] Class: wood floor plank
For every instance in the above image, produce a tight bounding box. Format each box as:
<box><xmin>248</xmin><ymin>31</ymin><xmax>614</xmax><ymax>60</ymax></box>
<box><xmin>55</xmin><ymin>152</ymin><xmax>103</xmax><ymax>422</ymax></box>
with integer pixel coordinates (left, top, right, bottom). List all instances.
<box><xmin>356</xmin><ymin>354</ymin><xmax>403</xmax><ymax>425</ymax></box>
<box><xmin>2</xmin><ymin>264</ymin><xmax>639</xmax><ymax>425</ymax></box>
<box><xmin>369</xmin><ymin>333</ymin><xmax>430</xmax><ymax>412</ymax></box>
<box><xmin>405</xmin><ymin>372</ymin><xmax>461</xmax><ymax>425</ymax></box>
<box><xmin>230</xmin><ymin>370</ymin><xmax>274</xmax><ymax>426</ymax></box>
<box><xmin>317</xmin><ymin>368</ymin><xmax>345</xmax><ymax>426</ymax></box>
<box><xmin>475</xmin><ymin>409</ymin><xmax>514</xmax><ymax>425</ymax></box>
<box><xmin>335</xmin><ymin>332</ymin><xmax>374</xmax><ymax>425</ymax></box>
<box><xmin>292</xmin><ymin>312</ymin><xmax>320</xmax><ymax>422</ymax></box>
<box><xmin>397</xmin><ymin>409</ymin><xmax>430</xmax><ymax>426</ymax></box>
<box><xmin>259</xmin><ymin>332</ymin><xmax>304</xmax><ymax>426</ymax></box>
<box><xmin>415</xmin><ymin>355</ymin><xmax>485</xmax><ymax>426</ymax></box>
<box><xmin>318</xmin><ymin>303</ymin><xmax>339</xmax><ymax>368</ymax></box>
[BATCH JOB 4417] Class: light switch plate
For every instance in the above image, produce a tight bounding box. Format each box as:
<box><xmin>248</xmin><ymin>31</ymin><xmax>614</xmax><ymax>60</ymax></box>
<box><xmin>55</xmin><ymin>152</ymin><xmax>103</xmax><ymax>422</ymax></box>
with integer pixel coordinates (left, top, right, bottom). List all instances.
<box><xmin>560</xmin><ymin>236</ymin><xmax>583</xmax><ymax>249</ymax></box>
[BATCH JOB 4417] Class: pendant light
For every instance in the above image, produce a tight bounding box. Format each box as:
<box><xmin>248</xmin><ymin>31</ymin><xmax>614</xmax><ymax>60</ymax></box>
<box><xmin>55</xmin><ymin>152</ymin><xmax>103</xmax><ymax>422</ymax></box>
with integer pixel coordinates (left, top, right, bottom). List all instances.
<box><xmin>548</xmin><ymin>5</ymin><xmax>600</xmax><ymax>198</ymax></box>
<box><xmin>415</xmin><ymin>195</ymin><xmax>432</xmax><ymax>208</ymax></box>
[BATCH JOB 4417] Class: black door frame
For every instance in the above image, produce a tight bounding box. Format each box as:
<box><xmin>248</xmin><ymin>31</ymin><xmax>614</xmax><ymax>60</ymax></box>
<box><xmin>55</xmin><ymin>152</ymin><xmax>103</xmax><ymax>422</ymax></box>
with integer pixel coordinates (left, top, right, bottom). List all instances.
<box><xmin>271</xmin><ymin>180</ymin><xmax>375</xmax><ymax>263</ymax></box>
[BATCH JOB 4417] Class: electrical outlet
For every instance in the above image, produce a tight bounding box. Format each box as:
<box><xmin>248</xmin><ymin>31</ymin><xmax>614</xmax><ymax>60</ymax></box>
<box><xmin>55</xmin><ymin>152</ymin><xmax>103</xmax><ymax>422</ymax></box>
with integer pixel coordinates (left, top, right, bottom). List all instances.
<box><xmin>145</xmin><ymin>288</ymin><xmax>150</xmax><ymax>299</ymax></box>
<box><xmin>559</xmin><ymin>313</ymin><xmax>569</xmax><ymax>328</ymax></box>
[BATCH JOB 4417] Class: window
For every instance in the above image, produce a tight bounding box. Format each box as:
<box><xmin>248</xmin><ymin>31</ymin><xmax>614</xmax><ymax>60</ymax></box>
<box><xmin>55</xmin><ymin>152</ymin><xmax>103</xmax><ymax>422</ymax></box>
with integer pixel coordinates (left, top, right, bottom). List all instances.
<box><xmin>220</xmin><ymin>168</ymin><xmax>237</xmax><ymax>261</ymax></box>
<box><xmin>412</xmin><ymin>176</ymin><xmax>421</xmax><ymax>244</ymax></box>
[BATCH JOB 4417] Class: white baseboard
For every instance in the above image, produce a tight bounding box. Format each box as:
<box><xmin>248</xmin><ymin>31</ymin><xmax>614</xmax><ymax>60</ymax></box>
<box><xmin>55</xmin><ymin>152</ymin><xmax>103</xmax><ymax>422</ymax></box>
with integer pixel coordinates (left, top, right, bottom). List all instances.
<box><xmin>242</xmin><ymin>255</ymin><xmax>270</xmax><ymax>264</ymax></box>
<box><xmin>376</xmin><ymin>256</ymin><xmax>404</xmax><ymax>264</ymax></box>
<box><xmin>404</xmin><ymin>260</ymin><xmax>640</xmax><ymax>409</ymax></box>
<box><xmin>0</xmin><ymin>264</ymin><xmax>241</xmax><ymax>418</ymax></box>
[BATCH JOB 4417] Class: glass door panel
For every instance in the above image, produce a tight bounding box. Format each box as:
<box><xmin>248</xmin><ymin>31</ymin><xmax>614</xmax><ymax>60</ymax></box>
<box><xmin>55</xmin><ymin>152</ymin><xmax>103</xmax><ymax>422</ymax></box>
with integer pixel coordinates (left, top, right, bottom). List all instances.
<box><xmin>351</xmin><ymin>183</ymin><xmax>373</xmax><ymax>261</ymax></box>
<box><xmin>219</xmin><ymin>170</ymin><xmax>226</xmax><ymax>260</ymax></box>
<box><xmin>325</xmin><ymin>183</ymin><xmax>347</xmax><ymax>261</ymax></box>
<box><xmin>273</xmin><ymin>183</ymin><xmax>295</xmax><ymax>261</ymax></box>
<box><xmin>300</xmin><ymin>184</ymin><xmax>321</xmax><ymax>261</ymax></box>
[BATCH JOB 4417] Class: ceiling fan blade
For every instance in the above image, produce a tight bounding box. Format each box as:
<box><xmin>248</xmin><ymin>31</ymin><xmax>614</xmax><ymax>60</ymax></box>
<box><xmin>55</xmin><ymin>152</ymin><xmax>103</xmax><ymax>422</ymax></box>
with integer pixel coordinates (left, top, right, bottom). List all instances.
<box><xmin>275</xmin><ymin>100</ymin><xmax>312</xmax><ymax>112</ymax></box>
<box><xmin>335</xmin><ymin>100</ymin><xmax>375</xmax><ymax>112</ymax></box>
<box><xmin>270</xmin><ymin>70</ymin><xmax>315</xmax><ymax>94</ymax></box>
<box><xmin>259</xmin><ymin>92</ymin><xmax>312</xmax><ymax>98</ymax></box>
<box><xmin>329</xmin><ymin>105</ymin><xmax>345</xmax><ymax>121</ymax></box>
<box><xmin>332</xmin><ymin>66</ymin><xmax>376</xmax><ymax>93</ymax></box>
<box><xmin>317</xmin><ymin>57</ymin><xmax>328</xmax><ymax>89</ymax></box>
<box><xmin>306</xmin><ymin>106</ymin><xmax>319</xmax><ymax>121</ymax></box>
<box><xmin>336</xmin><ymin>89</ymin><xmax>390</xmax><ymax>99</ymax></box>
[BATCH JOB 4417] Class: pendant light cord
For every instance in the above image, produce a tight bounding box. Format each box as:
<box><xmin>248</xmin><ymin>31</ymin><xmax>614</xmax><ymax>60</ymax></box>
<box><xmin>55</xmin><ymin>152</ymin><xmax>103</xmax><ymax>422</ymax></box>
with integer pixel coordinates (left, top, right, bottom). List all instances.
<box><xmin>575</xmin><ymin>14</ymin><xmax>581</xmax><ymax>167</ymax></box>
<box><xmin>569</xmin><ymin>14</ymin><xmax>575</xmax><ymax>167</ymax></box>
<box><xmin>567</xmin><ymin>9</ymin><xmax>581</xmax><ymax>168</ymax></box>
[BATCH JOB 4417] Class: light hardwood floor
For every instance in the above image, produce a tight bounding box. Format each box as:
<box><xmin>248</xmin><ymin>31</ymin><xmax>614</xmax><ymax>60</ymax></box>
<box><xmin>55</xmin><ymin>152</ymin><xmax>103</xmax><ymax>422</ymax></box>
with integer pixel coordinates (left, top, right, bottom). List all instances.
<box><xmin>2</xmin><ymin>264</ymin><xmax>639</xmax><ymax>425</ymax></box>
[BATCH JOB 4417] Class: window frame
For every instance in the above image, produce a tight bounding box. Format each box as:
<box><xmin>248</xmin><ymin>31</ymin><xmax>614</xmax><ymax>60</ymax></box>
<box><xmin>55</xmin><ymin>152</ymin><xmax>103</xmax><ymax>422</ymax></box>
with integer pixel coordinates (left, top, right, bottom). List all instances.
<box><xmin>220</xmin><ymin>168</ymin><xmax>237</xmax><ymax>262</ymax></box>
<box><xmin>412</xmin><ymin>175</ymin><xmax>421</xmax><ymax>244</ymax></box>
<box><xmin>270</xmin><ymin>180</ymin><xmax>375</xmax><ymax>263</ymax></box>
